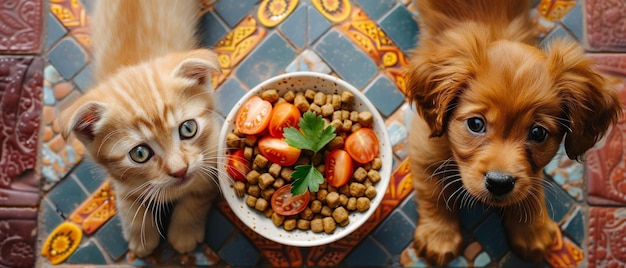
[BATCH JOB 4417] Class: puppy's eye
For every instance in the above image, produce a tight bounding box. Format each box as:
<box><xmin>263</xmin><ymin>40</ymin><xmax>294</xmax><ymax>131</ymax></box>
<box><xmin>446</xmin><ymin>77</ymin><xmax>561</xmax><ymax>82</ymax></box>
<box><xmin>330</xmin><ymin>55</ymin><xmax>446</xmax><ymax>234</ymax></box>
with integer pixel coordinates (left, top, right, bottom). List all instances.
<box><xmin>179</xmin><ymin>119</ymin><xmax>198</xmax><ymax>139</ymax></box>
<box><xmin>529</xmin><ymin>126</ymin><xmax>548</xmax><ymax>142</ymax></box>
<box><xmin>129</xmin><ymin>145</ymin><xmax>153</xmax><ymax>163</ymax></box>
<box><xmin>466</xmin><ymin>117</ymin><xmax>486</xmax><ymax>133</ymax></box>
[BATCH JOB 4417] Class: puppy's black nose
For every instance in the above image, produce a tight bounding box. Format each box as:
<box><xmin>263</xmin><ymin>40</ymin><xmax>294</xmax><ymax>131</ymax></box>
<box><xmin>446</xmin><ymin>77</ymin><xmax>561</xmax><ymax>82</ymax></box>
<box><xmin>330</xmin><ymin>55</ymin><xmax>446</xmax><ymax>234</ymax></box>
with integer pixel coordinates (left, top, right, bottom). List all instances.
<box><xmin>484</xmin><ymin>171</ymin><xmax>515</xmax><ymax>196</ymax></box>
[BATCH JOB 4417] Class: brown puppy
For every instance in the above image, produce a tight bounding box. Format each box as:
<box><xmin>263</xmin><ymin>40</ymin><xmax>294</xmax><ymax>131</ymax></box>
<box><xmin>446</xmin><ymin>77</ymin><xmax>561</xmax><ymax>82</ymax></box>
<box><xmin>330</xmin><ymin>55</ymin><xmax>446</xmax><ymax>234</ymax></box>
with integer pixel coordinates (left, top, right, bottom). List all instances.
<box><xmin>404</xmin><ymin>0</ymin><xmax>623</xmax><ymax>265</ymax></box>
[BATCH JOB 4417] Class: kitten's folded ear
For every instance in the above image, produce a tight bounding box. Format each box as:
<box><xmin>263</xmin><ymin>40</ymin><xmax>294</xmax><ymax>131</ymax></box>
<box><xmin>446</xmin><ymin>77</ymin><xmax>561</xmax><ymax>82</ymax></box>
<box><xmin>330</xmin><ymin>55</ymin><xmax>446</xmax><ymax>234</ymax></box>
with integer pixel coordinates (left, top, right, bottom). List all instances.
<box><xmin>172</xmin><ymin>49</ymin><xmax>220</xmax><ymax>87</ymax></box>
<box><xmin>58</xmin><ymin>99</ymin><xmax>107</xmax><ymax>148</ymax></box>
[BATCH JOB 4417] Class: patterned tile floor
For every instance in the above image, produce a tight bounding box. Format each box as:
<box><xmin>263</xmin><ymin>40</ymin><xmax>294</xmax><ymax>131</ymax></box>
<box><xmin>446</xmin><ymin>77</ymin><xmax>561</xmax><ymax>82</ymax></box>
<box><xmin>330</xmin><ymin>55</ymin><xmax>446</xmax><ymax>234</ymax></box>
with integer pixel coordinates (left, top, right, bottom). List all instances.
<box><xmin>0</xmin><ymin>0</ymin><xmax>624</xmax><ymax>267</ymax></box>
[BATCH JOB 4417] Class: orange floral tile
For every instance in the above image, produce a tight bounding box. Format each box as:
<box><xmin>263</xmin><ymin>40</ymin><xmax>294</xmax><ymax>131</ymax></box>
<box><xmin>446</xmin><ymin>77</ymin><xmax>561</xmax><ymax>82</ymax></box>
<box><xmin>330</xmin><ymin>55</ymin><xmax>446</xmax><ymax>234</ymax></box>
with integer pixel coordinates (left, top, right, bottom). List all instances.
<box><xmin>544</xmin><ymin>226</ymin><xmax>584</xmax><ymax>267</ymax></box>
<box><xmin>341</xmin><ymin>9</ymin><xmax>408</xmax><ymax>93</ymax></box>
<box><xmin>257</xmin><ymin>0</ymin><xmax>299</xmax><ymax>28</ymax></box>
<box><xmin>41</xmin><ymin>222</ymin><xmax>83</xmax><ymax>265</ymax></box>
<box><xmin>212</xmin><ymin>17</ymin><xmax>267</xmax><ymax>89</ymax></box>
<box><xmin>312</xmin><ymin>0</ymin><xmax>352</xmax><ymax>23</ymax></box>
<box><xmin>537</xmin><ymin>0</ymin><xmax>576</xmax><ymax>21</ymax></box>
<box><xmin>69</xmin><ymin>180</ymin><xmax>116</xmax><ymax>235</ymax></box>
<box><xmin>49</xmin><ymin>0</ymin><xmax>92</xmax><ymax>52</ymax></box>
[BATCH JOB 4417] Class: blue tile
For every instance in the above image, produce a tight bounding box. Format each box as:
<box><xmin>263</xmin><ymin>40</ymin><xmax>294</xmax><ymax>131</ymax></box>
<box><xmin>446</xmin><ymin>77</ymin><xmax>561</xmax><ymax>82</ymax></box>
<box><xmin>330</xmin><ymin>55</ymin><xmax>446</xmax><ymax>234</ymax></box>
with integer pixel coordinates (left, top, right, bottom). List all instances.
<box><xmin>40</xmin><ymin>199</ymin><xmax>64</xmax><ymax>234</ymax></box>
<box><xmin>199</xmin><ymin>11</ymin><xmax>228</xmax><ymax>48</ymax></box>
<box><xmin>473</xmin><ymin>213</ymin><xmax>509</xmax><ymax>260</ymax></box>
<box><xmin>219</xmin><ymin>232</ymin><xmax>259</xmax><ymax>266</ymax></box>
<box><xmin>47</xmin><ymin>176</ymin><xmax>89</xmax><ymax>217</ymax></box>
<box><xmin>43</xmin><ymin>85</ymin><xmax>55</xmax><ymax>106</ymax></box>
<box><xmin>378</xmin><ymin>5</ymin><xmax>419</xmax><ymax>53</ymax></box>
<box><xmin>364</xmin><ymin>75</ymin><xmax>405</xmax><ymax>117</ymax></box>
<box><xmin>74</xmin><ymin>63</ymin><xmax>94</xmax><ymax>92</ymax></box>
<box><xmin>400</xmin><ymin>192</ymin><xmax>418</xmax><ymax>225</ymax></box>
<box><xmin>563</xmin><ymin>207</ymin><xmax>585</xmax><ymax>246</ymax></box>
<box><xmin>344</xmin><ymin>237</ymin><xmax>389</xmax><ymax>266</ymax></box>
<box><xmin>205</xmin><ymin>208</ymin><xmax>235</xmax><ymax>250</ymax></box>
<box><xmin>72</xmin><ymin>158</ymin><xmax>108</xmax><ymax>193</ymax></box>
<box><xmin>308</xmin><ymin>5</ymin><xmax>332</xmax><ymax>45</ymax></box>
<box><xmin>355</xmin><ymin>0</ymin><xmax>397</xmax><ymax>21</ymax></box>
<box><xmin>545</xmin><ymin>179</ymin><xmax>575</xmax><ymax>223</ymax></box>
<box><xmin>48</xmin><ymin>38</ymin><xmax>88</xmax><ymax>79</ymax></box>
<box><xmin>561</xmin><ymin>2</ymin><xmax>583</xmax><ymax>41</ymax></box>
<box><xmin>540</xmin><ymin>25</ymin><xmax>576</xmax><ymax>48</ymax></box>
<box><xmin>94</xmin><ymin>216</ymin><xmax>129</xmax><ymax>260</ymax></box>
<box><xmin>67</xmin><ymin>240</ymin><xmax>108</xmax><ymax>265</ymax></box>
<box><xmin>214</xmin><ymin>0</ymin><xmax>256</xmax><ymax>28</ymax></box>
<box><xmin>372</xmin><ymin>211</ymin><xmax>414</xmax><ymax>255</ymax></box>
<box><xmin>45</xmin><ymin>13</ymin><xmax>66</xmax><ymax>51</ymax></box>
<box><xmin>280</xmin><ymin>6</ymin><xmax>307</xmax><ymax>50</ymax></box>
<box><xmin>215</xmin><ymin>78</ymin><xmax>248</xmax><ymax>117</ymax></box>
<box><xmin>236</xmin><ymin>33</ymin><xmax>297</xmax><ymax>89</ymax></box>
<box><xmin>314</xmin><ymin>30</ymin><xmax>377</xmax><ymax>89</ymax></box>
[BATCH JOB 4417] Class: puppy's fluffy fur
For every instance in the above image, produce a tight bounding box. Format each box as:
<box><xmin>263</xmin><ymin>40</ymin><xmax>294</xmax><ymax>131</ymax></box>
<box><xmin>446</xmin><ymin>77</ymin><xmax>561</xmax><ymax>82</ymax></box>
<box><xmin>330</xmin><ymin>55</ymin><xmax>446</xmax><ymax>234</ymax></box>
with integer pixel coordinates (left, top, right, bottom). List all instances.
<box><xmin>405</xmin><ymin>0</ymin><xmax>623</xmax><ymax>265</ymax></box>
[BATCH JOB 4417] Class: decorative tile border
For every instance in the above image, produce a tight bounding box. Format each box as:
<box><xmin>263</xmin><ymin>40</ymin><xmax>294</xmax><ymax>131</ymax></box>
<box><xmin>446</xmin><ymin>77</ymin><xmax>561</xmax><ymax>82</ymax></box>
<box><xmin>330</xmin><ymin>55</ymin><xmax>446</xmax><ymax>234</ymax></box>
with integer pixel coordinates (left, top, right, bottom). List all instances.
<box><xmin>0</xmin><ymin>0</ymin><xmax>43</xmax><ymax>53</ymax></box>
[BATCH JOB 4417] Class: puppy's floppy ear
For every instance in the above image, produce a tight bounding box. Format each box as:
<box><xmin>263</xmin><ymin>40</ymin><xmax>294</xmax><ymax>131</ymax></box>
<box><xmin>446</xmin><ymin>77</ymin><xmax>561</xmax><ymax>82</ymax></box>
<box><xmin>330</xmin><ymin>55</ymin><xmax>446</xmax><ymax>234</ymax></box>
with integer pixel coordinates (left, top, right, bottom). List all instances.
<box><xmin>404</xmin><ymin>28</ymin><xmax>488</xmax><ymax>137</ymax></box>
<box><xmin>546</xmin><ymin>40</ymin><xmax>623</xmax><ymax>160</ymax></box>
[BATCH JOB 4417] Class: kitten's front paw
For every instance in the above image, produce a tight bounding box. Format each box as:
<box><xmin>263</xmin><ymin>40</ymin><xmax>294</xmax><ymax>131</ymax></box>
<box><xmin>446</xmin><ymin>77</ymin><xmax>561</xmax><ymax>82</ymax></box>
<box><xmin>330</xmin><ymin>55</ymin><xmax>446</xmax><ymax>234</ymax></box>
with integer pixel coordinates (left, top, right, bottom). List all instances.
<box><xmin>413</xmin><ymin>221</ymin><xmax>462</xmax><ymax>266</ymax></box>
<box><xmin>128</xmin><ymin>233</ymin><xmax>160</xmax><ymax>258</ymax></box>
<box><xmin>507</xmin><ymin>220</ymin><xmax>557</xmax><ymax>262</ymax></box>
<box><xmin>168</xmin><ymin>221</ymin><xmax>204</xmax><ymax>254</ymax></box>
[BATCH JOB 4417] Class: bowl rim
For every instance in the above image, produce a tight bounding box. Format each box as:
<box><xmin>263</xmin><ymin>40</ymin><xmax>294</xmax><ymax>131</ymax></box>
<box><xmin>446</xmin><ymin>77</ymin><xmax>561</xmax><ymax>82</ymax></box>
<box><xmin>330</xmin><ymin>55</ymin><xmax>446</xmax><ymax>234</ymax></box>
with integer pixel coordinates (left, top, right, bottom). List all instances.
<box><xmin>217</xmin><ymin>71</ymin><xmax>393</xmax><ymax>247</ymax></box>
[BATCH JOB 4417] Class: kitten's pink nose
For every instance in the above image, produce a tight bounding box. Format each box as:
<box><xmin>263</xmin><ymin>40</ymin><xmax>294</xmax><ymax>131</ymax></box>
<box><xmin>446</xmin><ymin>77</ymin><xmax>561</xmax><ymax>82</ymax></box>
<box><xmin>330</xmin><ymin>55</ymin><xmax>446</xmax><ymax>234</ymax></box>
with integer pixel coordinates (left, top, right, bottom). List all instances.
<box><xmin>170</xmin><ymin>167</ymin><xmax>188</xmax><ymax>179</ymax></box>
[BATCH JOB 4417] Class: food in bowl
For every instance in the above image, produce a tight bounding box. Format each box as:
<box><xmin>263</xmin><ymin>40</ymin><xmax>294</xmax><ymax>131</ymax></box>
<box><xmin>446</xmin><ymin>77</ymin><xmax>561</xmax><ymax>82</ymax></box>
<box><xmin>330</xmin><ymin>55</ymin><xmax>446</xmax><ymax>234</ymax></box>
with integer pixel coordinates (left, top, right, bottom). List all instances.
<box><xmin>218</xmin><ymin>72</ymin><xmax>392</xmax><ymax>247</ymax></box>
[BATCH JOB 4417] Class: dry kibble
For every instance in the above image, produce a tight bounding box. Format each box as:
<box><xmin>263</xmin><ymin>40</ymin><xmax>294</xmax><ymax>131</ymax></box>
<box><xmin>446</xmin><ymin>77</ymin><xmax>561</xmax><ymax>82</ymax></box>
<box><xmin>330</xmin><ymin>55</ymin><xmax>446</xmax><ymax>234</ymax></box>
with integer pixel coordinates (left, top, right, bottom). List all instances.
<box><xmin>311</xmin><ymin>218</ymin><xmax>324</xmax><ymax>233</ymax></box>
<box><xmin>332</xmin><ymin>111</ymin><xmax>343</xmax><ymax>121</ymax></box>
<box><xmin>258</xmin><ymin>173</ymin><xmax>275</xmax><ymax>190</ymax></box>
<box><xmin>244</xmin><ymin>135</ymin><xmax>257</xmax><ymax>147</ymax></box>
<box><xmin>280</xmin><ymin>167</ymin><xmax>294</xmax><ymax>181</ymax></box>
<box><xmin>353</xmin><ymin>167</ymin><xmax>368</xmax><ymax>182</ymax></box>
<box><xmin>255</xmin><ymin>198</ymin><xmax>268</xmax><ymax>211</ymax></box>
<box><xmin>314</xmin><ymin>92</ymin><xmax>326</xmax><ymax>105</ymax></box>
<box><xmin>339</xmin><ymin>194</ymin><xmax>349</xmax><ymax>207</ymax></box>
<box><xmin>246</xmin><ymin>170</ymin><xmax>260</xmax><ymax>184</ymax></box>
<box><xmin>365</xmin><ymin>185</ymin><xmax>377</xmax><ymax>199</ymax></box>
<box><xmin>358</xmin><ymin>111</ymin><xmax>373</xmax><ymax>127</ymax></box>
<box><xmin>349</xmin><ymin>111</ymin><xmax>359</xmax><ymax>122</ymax></box>
<box><xmin>338</xmin><ymin>218</ymin><xmax>350</xmax><ymax>227</ymax></box>
<box><xmin>261</xmin><ymin>188</ymin><xmax>275</xmax><ymax>200</ymax></box>
<box><xmin>309</xmin><ymin>103</ymin><xmax>322</xmax><ymax>115</ymax></box>
<box><xmin>311</xmin><ymin>200</ymin><xmax>323</xmax><ymax>214</ymax></box>
<box><xmin>338</xmin><ymin>185</ymin><xmax>350</xmax><ymax>196</ymax></box>
<box><xmin>300</xmin><ymin>207</ymin><xmax>314</xmax><ymax>221</ymax></box>
<box><xmin>264</xmin><ymin>208</ymin><xmax>274</xmax><ymax>218</ymax></box>
<box><xmin>297</xmin><ymin>219</ymin><xmax>311</xmax><ymax>230</ymax></box>
<box><xmin>234</xmin><ymin>181</ymin><xmax>246</xmax><ymax>197</ymax></box>
<box><xmin>320</xmin><ymin>205</ymin><xmax>332</xmax><ymax>217</ymax></box>
<box><xmin>294</xmin><ymin>93</ymin><xmax>309</xmax><ymax>112</ymax></box>
<box><xmin>247</xmin><ymin>185</ymin><xmax>261</xmax><ymax>197</ymax></box>
<box><xmin>245</xmin><ymin>195</ymin><xmax>257</xmax><ymax>207</ymax></box>
<box><xmin>332</xmin><ymin>207</ymin><xmax>349</xmax><ymax>224</ymax></box>
<box><xmin>356</xmin><ymin>197</ymin><xmax>371</xmax><ymax>212</ymax></box>
<box><xmin>349</xmin><ymin>182</ymin><xmax>366</xmax><ymax>197</ymax></box>
<box><xmin>341</xmin><ymin>91</ymin><xmax>354</xmax><ymax>103</ymax></box>
<box><xmin>351</xmin><ymin>123</ymin><xmax>362</xmax><ymax>132</ymax></box>
<box><xmin>342</xmin><ymin>119</ymin><xmax>353</xmax><ymax>132</ymax></box>
<box><xmin>326</xmin><ymin>192</ymin><xmax>340</xmax><ymax>208</ymax></box>
<box><xmin>371</xmin><ymin>158</ymin><xmax>382</xmax><ymax>170</ymax></box>
<box><xmin>322</xmin><ymin>217</ymin><xmax>336</xmax><ymax>234</ymax></box>
<box><xmin>268</xmin><ymin>163</ymin><xmax>282</xmax><ymax>177</ymax></box>
<box><xmin>330</xmin><ymin>119</ymin><xmax>343</xmax><ymax>133</ymax></box>
<box><xmin>272</xmin><ymin>178</ymin><xmax>285</xmax><ymax>189</ymax></box>
<box><xmin>283</xmin><ymin>91</ymin><xmax>296</xmax><ymax>102</ymax></box>
<box><xmin>272</xmin><ymin>212</ymin><xmax>285</xmax><ymax>226</ymax></box>
<box><xmin>321</xmin><ymin>103</ymin><xmax>334</xmax><ymax>117</ymax></box>
<box><xmin>327</xmin><ymin>136</ymin><xmax>344</xmax><ymax>150</ymax></box>
<box><xmin>317</xmin><ymin>189</ymin><xmax>328</xmax><ymax>203</ymax></box>
<box><xmin>226</xmin><ymin>133</ymin><xmax>241</xmax><ymax>148</ymax></box>
<box><xmin>243</xmin><ymin>146</ymin><xmax>254</xmax><ymax>160</ymax></box>
<box><xmin>347</xmin><ymin>197</ymin><xmax>357</xmax><ymax>210</ymax></box>
<box><xmin>305</xmin><ymin>89</ymin><xmax>317</xmax><ymax>100</ymax></box>
<box><xmin>253</xmin><ymin>154</ymin><xmax>269</xmax><ymax>169</ymax></box>
<box><xmin>283</xmin><ymin>218</ymin><xmax>297</xmax><ymax>231</ymax></box>
<box><xmin>331</xmin><ymin>94</ymin><xmax>342</xmax><ymax>109</ymax></box>
<box><xmin>367</xmin><ymin>169</ymin><xmax>381</xmax><ymax>183</ymax></box>
<box><xmin>261</xmin><ymin>89</ymin><xmax>279</xmax><ymax>103</ymax></box>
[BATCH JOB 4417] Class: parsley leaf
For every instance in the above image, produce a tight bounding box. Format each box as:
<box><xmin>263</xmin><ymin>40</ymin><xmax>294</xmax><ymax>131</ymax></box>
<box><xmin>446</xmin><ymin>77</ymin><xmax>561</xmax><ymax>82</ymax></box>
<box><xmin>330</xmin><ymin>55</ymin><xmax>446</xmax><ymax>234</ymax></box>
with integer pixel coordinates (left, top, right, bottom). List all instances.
<box><xmin>283</xmin><ymin>111</ymin><xmax>336</xmax><ymax>195</ymax></box>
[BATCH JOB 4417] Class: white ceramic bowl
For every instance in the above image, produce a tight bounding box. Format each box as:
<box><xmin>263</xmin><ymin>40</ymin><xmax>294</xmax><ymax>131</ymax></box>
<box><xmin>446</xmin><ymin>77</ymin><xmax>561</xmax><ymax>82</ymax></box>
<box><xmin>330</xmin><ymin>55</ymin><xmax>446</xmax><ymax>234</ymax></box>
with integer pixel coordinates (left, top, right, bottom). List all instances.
<box><xmin>217</xmin><ymin>71</ymin><xmax>392</xmax><ymax>247</ymax></box>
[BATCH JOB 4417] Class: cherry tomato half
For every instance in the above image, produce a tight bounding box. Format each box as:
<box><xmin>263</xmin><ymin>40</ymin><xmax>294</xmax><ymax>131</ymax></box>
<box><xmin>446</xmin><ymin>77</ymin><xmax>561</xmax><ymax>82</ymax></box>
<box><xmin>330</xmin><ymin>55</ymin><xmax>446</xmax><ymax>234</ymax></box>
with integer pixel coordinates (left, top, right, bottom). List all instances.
<box><xmin>345</xmin><ymin>128</ymin><xmax>380</xmax><ymax>164</ymax></box>
<box><xmin>268</xmin><ymin>102</ymin><xmax>301</xmax><ymax>138</ymax></box>
<box><xmin>325</xmin><ymin>149</ymin><xmax>354</xmax><ymax>187</ymax></box>
<box><xmin>258</xmin><ymin>136</ymin><xmax>301</xmax><ymax>166</ymax></box>
<box><xmin>271</xmin><ymin>185</ymin><xmax>310</xmax><ymax>216</ymax></box>
<box><xmin>225</xmin><ymin>149</ymin><xmax>250</xmax><ymax>182</ymax></box>
<box><xmin>235</xmin><ymin>96</ymin><xmax>273</xmax><ymax>135</ymax></box>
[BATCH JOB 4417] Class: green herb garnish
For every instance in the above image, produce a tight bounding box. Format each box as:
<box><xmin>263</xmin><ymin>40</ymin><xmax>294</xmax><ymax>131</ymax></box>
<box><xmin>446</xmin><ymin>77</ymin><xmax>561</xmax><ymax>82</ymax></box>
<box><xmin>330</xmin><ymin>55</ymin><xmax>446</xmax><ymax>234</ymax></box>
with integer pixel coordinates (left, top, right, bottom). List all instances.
<box><xmin>284</xmin><ymin>111</ymin><xmax>336</xmax><ymax>195</ymax></box>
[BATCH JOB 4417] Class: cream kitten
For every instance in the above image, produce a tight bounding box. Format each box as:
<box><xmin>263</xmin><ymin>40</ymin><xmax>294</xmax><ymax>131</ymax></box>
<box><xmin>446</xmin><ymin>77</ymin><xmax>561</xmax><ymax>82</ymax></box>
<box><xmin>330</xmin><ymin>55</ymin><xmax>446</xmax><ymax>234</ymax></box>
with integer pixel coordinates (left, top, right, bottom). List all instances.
<box><xmin>58</xmin><ymin>0</ymin><xmax>221</xmax><ymax>258</ymax></box>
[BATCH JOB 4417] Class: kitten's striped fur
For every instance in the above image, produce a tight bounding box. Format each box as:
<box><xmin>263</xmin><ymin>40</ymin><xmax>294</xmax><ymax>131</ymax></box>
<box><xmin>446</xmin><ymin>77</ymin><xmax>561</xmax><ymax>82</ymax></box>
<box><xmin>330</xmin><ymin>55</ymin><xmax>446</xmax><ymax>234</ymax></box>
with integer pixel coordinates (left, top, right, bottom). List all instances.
<box><xmin>59</xmin><ymin>0</ymin><xmax>221</xmax><ymax>257</ymax></box>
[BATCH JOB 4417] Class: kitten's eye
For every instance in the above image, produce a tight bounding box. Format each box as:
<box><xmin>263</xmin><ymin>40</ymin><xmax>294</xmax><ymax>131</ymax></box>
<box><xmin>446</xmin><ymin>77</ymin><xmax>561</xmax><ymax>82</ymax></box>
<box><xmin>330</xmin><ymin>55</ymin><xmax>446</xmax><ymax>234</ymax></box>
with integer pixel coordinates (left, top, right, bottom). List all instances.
<box><xmin>466</xmin><ymin>117</ymin><xmax>486</xmax><ymax>134</ymax></box>
<box><xmin>529</xmin><ymin>126</ymin><xmax>548</xmax><ymax>143</ymax></box>
<box><xmin>179</xmin><ymin>119</ymin><xmax>197</xmax><ymax>139</ymax></box>
<box><xmin>129</xmin><ymin>145</ymin><xmax>153</xmax><ymax>163</ymax></box>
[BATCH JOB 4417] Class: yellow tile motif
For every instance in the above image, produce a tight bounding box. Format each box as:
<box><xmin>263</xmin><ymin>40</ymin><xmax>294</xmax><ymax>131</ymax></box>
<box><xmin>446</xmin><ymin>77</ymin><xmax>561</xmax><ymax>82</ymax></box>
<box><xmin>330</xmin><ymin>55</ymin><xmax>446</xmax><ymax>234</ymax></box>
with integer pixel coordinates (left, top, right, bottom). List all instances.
<box><xmin>312</xmin><ymin>0</ymin><xmax>352</xmax><ymax>23</ymax></box>
<box><xmin>41</xmin><ymin>222</ymin><xmax>83</xmax><ymax>265</ymax></box>
<box><xmin>50</xmin><ymin>0</ymin><xmax>92</xmax><ymax>51</ymax></box>
<box><xmin>69</xmin><ymin>180</ymin><xmax>117</xmax><ymax>235</ymax></box>
<box><xmin>257</xmin><ymin>0</ymin><xmax>299</xmax><ymax>28</ymax></box>
<box><xmin>537</xmin><ymin>0</ymin><xmax>576</xmax><ymax>21</ymax></box>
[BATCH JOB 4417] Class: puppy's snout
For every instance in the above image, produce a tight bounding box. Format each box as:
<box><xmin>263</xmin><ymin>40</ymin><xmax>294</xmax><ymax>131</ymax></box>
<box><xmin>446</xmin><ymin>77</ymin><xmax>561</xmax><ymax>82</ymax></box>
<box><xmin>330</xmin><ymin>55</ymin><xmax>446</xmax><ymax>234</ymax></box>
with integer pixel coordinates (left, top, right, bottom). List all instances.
<box><xmin>484</xmin><ymin>171</ymin><xmax>515</xmax><ymax>196</ymax></box>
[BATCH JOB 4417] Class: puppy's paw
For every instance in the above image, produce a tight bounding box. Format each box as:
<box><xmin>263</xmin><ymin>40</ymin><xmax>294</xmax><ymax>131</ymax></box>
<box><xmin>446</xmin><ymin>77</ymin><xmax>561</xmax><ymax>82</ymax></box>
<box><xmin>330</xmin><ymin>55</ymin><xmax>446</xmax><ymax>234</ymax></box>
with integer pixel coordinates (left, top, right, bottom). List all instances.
<box><xmin>168</xmin><ymin>220</ymin><xmax>204</xmax><ymax>254</ymax></box>
<box><xmin>413</xmin><ymin>222</ymin><xmax>462</xmax><ymax>266</ymax></box>
<box><xmin>508</xmin><ymin>220</ymin><xmax>558</xmax><ymax>262</ymax></box>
